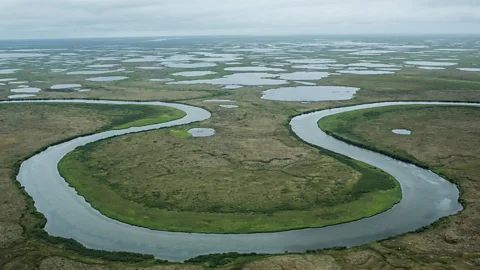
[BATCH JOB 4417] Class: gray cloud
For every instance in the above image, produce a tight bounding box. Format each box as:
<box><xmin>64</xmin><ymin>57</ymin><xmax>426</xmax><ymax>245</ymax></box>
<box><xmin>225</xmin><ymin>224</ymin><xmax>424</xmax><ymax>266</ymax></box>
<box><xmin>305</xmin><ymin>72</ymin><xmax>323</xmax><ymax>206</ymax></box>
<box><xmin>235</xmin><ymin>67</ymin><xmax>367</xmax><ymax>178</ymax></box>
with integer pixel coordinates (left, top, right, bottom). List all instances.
<box><xmin>1</xmin><ymin>0</ymin><xmax>480</xmax><ymax>39</ymax></box>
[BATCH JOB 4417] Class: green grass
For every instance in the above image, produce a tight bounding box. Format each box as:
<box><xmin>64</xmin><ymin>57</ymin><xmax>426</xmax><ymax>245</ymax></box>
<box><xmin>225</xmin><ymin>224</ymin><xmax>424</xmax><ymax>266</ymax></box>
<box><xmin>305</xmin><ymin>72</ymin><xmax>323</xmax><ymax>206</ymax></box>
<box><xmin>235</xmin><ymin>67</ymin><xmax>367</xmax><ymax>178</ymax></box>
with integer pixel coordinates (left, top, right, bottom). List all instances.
<box><xmin>0</xmin><ymin>102</ymin><xmax>187</xmax><ymax>133</ymax></box>
<box><xmin>59</xmin><ymin>157</ymin><xmax>402</xmax><ymax>233</ymax></box>
<box><xmin>318</xmin><ymin>105</ymin><xmax>480</xmax><ymax>192</ymax></box>
<box><xmin>319</xmin><ymin>69</ymin><xmax>480</xmax><ymax>93</ymax></box>
<box><xmin>112</xmin><ymin>111</ymin><xmax>185</xmax><ymax>129</ymax></box>
<box><xmin>311</xmin><ymin>105</ymin><xmax>480</xmax><ymax>268</ymax></box>
<box><xmin>0</xmin><ymin>102</ymin><xmax>192</xmax><ymax>267</ymax></box>
<box><xmin>3</xmin><ymin>42</ymin><xmax>480</xmax><ymax>269</ymax></box>
<box><xmin>168</xmin><ymin>128</ymin><xmax>192</xmax><ymax>138</ymax></box>
<box><xmin>185</xmin><ymin>252</ymin><xmax>266</xmax><ymax>268</ymax></box>
<box><xmin>58</xmin><ymin>132</ymin><xmax>401</xmax><ymax>233</ymax></box>
<box><xmin>107</xmin><ymin>105</ymin><xmax>186</xmax><ymax>129</ymax></box>
<box><xmin>329</xmin><ymin>150</ymin><xmax>399</xmax><ymax>199</ymax></box>
<box><xmin>318</xmin><ymin>106</ymin><xmax>422</xmax><ymax>165</ymax></box>
<box><xmin>318</xmin><ymin>105</ymin><xmax>480</xmax><ymax>170</ymax></box>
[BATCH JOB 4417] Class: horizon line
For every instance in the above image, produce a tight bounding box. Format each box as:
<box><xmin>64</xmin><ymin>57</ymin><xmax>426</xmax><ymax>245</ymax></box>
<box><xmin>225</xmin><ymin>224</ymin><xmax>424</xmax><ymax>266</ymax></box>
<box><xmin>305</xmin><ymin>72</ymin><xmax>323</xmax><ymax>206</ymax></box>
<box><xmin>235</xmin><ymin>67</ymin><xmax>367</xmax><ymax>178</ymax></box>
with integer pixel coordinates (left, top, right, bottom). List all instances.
<box><xmin>2</xmin><ymin>33</ymin><xmax>480</xmax><ymax>42</ymax></box>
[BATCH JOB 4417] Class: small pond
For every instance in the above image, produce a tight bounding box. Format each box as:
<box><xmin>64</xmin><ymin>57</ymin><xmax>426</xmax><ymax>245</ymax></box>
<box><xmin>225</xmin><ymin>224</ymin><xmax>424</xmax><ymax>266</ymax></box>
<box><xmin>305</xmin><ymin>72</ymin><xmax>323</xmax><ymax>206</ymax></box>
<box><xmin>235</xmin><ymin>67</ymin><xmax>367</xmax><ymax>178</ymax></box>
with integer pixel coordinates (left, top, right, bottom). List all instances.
<box><xmin>203</xmin><ymin>99</ymin><xmax>236</xmax><ymax>103</ymax></box>
<box><xmin>165</xmin><ymin>62</ymin><xmax>217</xmax><ymax>69</ymax></box>
<box><xmin>404</xmin><ymin>61</ymin><xmax>457</xmax><ymax>67</ymax></box>
<box><xmin>279</xmin><ymin>72</ymin><xmax>329</xmax><ymax>80</ymax></box>
<box><xmin>418</xmin><ymin>66</ymin><xmax>445</xmax><ymax>70</ymax></box>
<box><xmin>150</xmin><ymin>78</ymin><xmax>173</xmax><ymax>82</ymax></box>
<box><xmin>338</xmin><ymin>70</ymin><xmax>394</xmax><ymax>75</ymax></box>
<box><xmin>219</xmin><ymin>105</ymin><xmax>239</xmax><ymax>108</ymax></box>
<box><xmin>136</xmin><ymin>67</ymin><xmax>164</xmax><ymax>70</ymax></box>
<box><xmin>86</xmin><ymin>76</ymin><xmax>128</xmax><ymax>82</ymax></box>
<box><xmin>223</xmin><ymin>85</ymin><xmax>243</xmax><ymax>89</ymax></box>
<box><xmin>51</xmin><ymin>84</ymin><xmax>82</xmax><ymax>89</ymax></box>
<box><xmin>170</xmin><ymin>73</ymin><xmax>287</xmax><ymax>86</ymax></box>
<box><xmin>88</xmin><ymin>64</ymin><xmax>119</xmax><ymax>68</ymax></box>
<box><xmin>0</xmin><ymin>78</ymin><xmax>17</xmax><ymax>82</ymax></box>
<box><xmin>224</xmin><ymin>66</ymin><xmax>285</xmax><ymax>72</ymax></box>
<box><xmin>10</xmin><ymin>87</ymin><xmax>41</xmax><ymax>93</ymax></box>
<box><xmin>261</xmin><ymin>86</ymin><xmax>359</xmax><ymax>101</ymax></box>
<box><xmin>188</xmin><ymin>128</ymin><xmax>216</xmax><ymax>137</ymax></box>
<box><xmin>0</xmin><ymin>69</ymin><xmax>22</xmax><ymax>74</ymax></box>
<box><xmin>392</xmin><ymin>129</ymin><xmax>412</xmax><ymax>135</ymax></box>
<box><xmin>457</xmin><ymin>68</ymin><xmax>480</xmax><ymax>72</ymax></box>
<box><xmin>172</xmin><ymin>71</ymin><xmax>217</xmax><ymax>77</ymax></box>
<box><xmin>67</xmin><ymin>69</ymin><xmax>125</xmax><ymax>75</ymax></box>
<box><xmin>8</xmin><ymin>94</ymin><xmax>36</xmax><ymax>99</ymax></box>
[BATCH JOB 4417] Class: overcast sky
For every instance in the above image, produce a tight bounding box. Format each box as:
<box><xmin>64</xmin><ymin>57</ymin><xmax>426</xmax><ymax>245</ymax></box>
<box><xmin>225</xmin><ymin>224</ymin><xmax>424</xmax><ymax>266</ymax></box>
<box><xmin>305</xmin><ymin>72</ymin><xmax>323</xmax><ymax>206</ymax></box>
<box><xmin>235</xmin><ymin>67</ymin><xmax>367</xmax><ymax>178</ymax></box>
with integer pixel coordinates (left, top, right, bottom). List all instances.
<box><xmin>1</xmin><ymin>0</ymin><xmax>480</xmax><ymax>39</ymax></box>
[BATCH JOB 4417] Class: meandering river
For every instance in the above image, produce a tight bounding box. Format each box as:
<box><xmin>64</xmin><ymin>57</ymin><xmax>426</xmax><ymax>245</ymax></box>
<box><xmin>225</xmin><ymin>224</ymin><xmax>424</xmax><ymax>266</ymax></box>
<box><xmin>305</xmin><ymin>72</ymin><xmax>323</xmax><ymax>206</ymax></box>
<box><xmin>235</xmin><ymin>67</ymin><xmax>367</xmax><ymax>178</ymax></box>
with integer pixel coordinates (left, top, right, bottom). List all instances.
<box><xmin>4</xmin><ymin>99</ymin><xmax>478</xmax><ymax>261</ymax></box>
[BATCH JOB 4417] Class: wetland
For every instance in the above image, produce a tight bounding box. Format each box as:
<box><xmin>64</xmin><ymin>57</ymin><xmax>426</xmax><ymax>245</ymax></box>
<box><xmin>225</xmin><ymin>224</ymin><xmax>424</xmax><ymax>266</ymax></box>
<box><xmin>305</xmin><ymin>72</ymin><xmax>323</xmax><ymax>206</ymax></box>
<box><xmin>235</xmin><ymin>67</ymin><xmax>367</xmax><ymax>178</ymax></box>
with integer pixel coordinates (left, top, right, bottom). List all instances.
<box><xmin>1</xmin><ymin>35</ymin><xmax>480</xmax><ymax>269</ymax></box>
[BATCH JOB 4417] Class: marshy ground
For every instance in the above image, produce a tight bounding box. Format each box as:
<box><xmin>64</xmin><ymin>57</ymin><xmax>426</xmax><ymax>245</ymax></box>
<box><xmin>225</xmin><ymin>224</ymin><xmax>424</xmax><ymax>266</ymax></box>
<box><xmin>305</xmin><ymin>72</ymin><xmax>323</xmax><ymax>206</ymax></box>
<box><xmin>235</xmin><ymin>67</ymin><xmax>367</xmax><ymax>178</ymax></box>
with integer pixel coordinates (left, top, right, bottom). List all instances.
<box><xmin>2</xmin><ymin>36</ymin><xmax>480</xmax><ymax>269</ymax></box>
<box><xmin>58</xmin><ymin>99</ymin><xmax>399</xmax><ymax>233</ymax></box>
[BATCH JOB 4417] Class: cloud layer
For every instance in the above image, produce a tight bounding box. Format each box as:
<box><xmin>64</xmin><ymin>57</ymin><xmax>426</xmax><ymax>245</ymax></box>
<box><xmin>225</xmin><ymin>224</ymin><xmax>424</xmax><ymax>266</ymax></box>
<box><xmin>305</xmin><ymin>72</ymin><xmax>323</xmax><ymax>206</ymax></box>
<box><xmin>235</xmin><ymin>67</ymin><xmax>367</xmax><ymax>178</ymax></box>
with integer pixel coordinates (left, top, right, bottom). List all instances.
<box><xmin>1</xmin><ymin>0</ymin><xmax>480</xmax><ymax>39</ymax></box>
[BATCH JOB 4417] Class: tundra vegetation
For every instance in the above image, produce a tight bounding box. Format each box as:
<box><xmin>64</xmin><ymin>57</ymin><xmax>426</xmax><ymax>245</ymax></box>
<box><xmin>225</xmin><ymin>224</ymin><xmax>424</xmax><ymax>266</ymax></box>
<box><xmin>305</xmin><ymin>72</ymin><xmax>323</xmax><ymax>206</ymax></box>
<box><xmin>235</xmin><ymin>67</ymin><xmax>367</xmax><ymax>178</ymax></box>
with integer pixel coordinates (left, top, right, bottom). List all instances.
<box><xmin>2</xmin><ymin>37</ymin><xmax>480</xmax><ymax>269</ymax></box>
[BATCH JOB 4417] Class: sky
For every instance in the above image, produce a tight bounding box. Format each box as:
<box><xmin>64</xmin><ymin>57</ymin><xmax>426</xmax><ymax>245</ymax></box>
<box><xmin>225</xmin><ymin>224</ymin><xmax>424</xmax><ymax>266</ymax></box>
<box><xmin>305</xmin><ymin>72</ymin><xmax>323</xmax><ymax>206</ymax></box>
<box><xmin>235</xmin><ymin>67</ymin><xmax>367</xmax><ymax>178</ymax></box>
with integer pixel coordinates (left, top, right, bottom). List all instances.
<box><xmin>1</xmin><ymin>0</ymin><xmax>480</xmax><ymax>39</ymax></box>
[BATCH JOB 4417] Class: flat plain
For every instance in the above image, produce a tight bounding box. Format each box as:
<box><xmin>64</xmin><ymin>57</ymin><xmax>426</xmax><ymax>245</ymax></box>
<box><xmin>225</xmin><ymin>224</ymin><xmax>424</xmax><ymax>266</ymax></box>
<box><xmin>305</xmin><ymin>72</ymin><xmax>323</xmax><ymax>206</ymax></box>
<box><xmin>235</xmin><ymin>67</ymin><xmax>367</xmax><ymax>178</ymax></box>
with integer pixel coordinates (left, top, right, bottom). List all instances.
<box><xmin>1</xmin><ymin>36</ymin><xmax>480</xmax><ymax>269</ymax></box>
